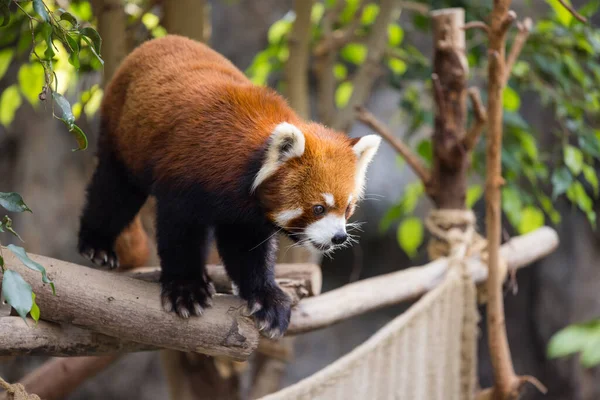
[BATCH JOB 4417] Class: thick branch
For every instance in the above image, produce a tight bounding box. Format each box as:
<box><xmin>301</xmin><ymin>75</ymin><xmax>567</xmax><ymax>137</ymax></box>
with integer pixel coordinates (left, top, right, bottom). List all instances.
<box><xmin>333</xmin><ymin>0</ymin><xmax>402</xmax><ymax>131</ymax></box>
<box><xmin>355</xmin><ymin>106</ymin><xmax>431</xmax><ymax>185</ymax></box>
<box><xmin>288</xmin><ymin>227</ymin><xmax>558</xmax><ymax>334</ymax></box>
<box><xmin>557</xmin><ymin>0</ymin><xmax>588</xmax><ymax>23</ymax></box>
<box><xmin>285</xmin><ymin>0</ymin><xmax>314</xmax><ymax>119</ymax></box>
<box><xmin>504</xmin><ymin>18</ymin><xmax>532</xmax><ymax>85</ymax></box>
<box><xmin>0</xmin><ymin>251</ymin><xmax>259</xmax><ymax>361</ymax></box>
<box><xmin>464</xmin><ymin>87</ymin><xmax>487</xmax><ymax>151</ymax></box>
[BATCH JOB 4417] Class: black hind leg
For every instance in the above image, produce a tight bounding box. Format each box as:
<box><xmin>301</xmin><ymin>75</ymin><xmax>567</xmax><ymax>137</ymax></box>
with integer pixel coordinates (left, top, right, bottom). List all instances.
<box><xmin>78</xmin><ymin>151</ymin><xmax>148</xmax><ymax>268</ymax></box>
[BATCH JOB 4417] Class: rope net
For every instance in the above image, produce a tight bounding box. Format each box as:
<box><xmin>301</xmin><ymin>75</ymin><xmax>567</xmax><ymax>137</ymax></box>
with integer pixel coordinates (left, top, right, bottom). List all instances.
<box><xmin>260</xmin><ymin>255</ymin><xmax>479</xmax><ymax>400</ymax></box>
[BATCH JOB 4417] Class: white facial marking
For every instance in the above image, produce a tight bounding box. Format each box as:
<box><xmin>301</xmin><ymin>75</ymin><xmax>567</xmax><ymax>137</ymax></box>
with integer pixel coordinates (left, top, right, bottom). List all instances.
<box><xmin>274</xmin><ymin>208</ymin><xmax>303</xmax><ymax>227</ymax></box>
<box><xmin>348</xmin><ymin>194</ymin><xmax>353</xmax><ymax>206</ymax></box>
<box><xmin>322</xmin><ymin>193</ymin><xmax>335</xmax><ymax>207</ymax></box>
<box><xmin>352</xmin><ymin>134</ymin><xmax>382</xmax><ymax>199</ymax></box>
<box><xmin>251</xmin><ymin>122</ymin><xmax>305</xmax><ymax>193</ymax></box>
<box><xmin>304</xmin><ymin>214</ymin><xmax>346</xmax><ymax>248</ymax></box>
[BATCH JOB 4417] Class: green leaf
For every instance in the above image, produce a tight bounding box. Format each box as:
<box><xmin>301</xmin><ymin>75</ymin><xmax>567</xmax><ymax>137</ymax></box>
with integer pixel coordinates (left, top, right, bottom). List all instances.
<box><xmin>564</xmin><ymin>145</ymin><xmax>584</xmax><ymax>176</ymax></box>
<box><xmin>65</xmin><ymin>34</ymin><xmax>81</xmax><ymax>69</ymax></box>
<box><xmin>267</xmin><ymin>20</ymin><xmax>291</xmax><ymax>44</ymax></box>
<box><xmin>416</xmin><ymin>140</ymin><xmax>432</xmax><ymax>167</ymax></box>
<box><xmin>503</xmin><ymin>86</ymin><xmax>521</xmax><ymax>112</ymax></box>
<box><xmin>141</xmin><ymin>12</ymin><xmax>159</xmax><ymax>30</ymax></box>
<box><xmin>0</xmin><ymin>254</ymin><xmax>4</xmax><ymax>270</ymax></box>
<box><xmin>361</xmin><ymin>3</ymin><xmax>379</xmax><ymax>25</ymax></box>
<box><xmin>7</xmin><ymin>245</ymin><xmax>56</xmax><ymax>295</ymax></box>
<box><xmin>502</xmin><ymin>186</ymin><xmax>523</xmax><ymax>227</ymax></box>
<box><xmin>59</xmin><ymin>11</ymin><xmax>79</xmax><ymax>28</ymax></box>
<box><xmin>551</xmin><ymin>167</ymin><xmax>573</xmax><ymax>199</ymax></box>
<box><xmin>53</xmin><ymin>92</ymin><xmax>75</xmax><ymax>126</ymax></box>
<box><xmin>581</xmin><ymin>334</ymin><xmax>600</xmax><ymax>368</ymax></box>
<box><xmin>547</xmin><ymin>322</ymin><xmax>599</xmax><ymax>358</ymax></box>
<box><xmin>18</xmin><ymin>63</ymin><xmax>45</xmax><ymax>107</ymax></box>
<box><xmin>0</xmin><ymin>3</ymin><xmax>10</xmax><ymax>27</ymax></box>
<box><xmin>0</xmin><ymin>85</ymin><xmax>22</xmax><ymax>127</ymax></box>
<box><xmin>466</xmin><ymin>185</ymin><xmax>483</xmax><ymax>208</ymax></box>
<box><xmin>311</xmin><ymin>3</ymin><xmax>324</xmax><ymax>24</ymax></box>
<box><xmin>582</xmin><ymin>165</ymin><xmax>599</xmax><ymax>197</ymax></box>
<box><xmin>335</xmin><ymin>82</ymin><xmax>353</xmax><ymax>108</ymax></box>
<box><xmin>0</xmin><ymin>49</ymin><xmax>14</xmax><ymax>81</ymax></box>
<box><xmin>518</xmin><ymin>206</ymin><xmax>545</xmax><ymax>234</ymax></box>
<box><xmin>546</xmin><ymin>0</ymin><xmax>574</xmax><ymax>26</ymax></box>
<box><xmin>30</xmin><ymin>292</ymin><xmax>40</xmax><ymax>323</ymax></box>
<box><xmin>33</xmin><ymin>0</ymin><xmax>50</xmax><ymax>22</ymax></box>
<box><xmin>1</xmin><ymin>270</ymin><xmax>33</xmax><ymax>322</ymax></box>
<box><xmin>578</xmin><ymin>134</ymin><xmax>600</xmax><ymax>160</ymax></box>
<box><xmin>2</xmin><ymin>216</ymin><xmax>23</xmax><ymax>242</ymax></box>
<box><xmin>340</xmin><ymin>43</ymin><xmax>367</xmax><ymax>65</ymax></box>
<box><xmin>80</xmin><ymin>31</ymin><xmax>103</xmax><ymax>66</ymax></box>
<box><xmin>539</xmin><ymin>193</ymin><xmax>562</xmax><ymax>224</ymax></box>
<box><xmin>388</xmin><ymin>58</ymin><xmax>407</xmax><ymax>75</ymax></box>
<box><xmin>333</xmin><ymin>64</ymin><xmax>347</xmax><ymax>81</ymax></box>
<box><xmin>68</xmin><ymin>124</ymin><xmax>88</xmax><ymax>151</ymax></box>
<box><xmin>41</xmin><ymin>22</ymin><xmax>55</xmax><ymax>60</ymax></box>
<box><xmin>397</xmin><ymin>217</ymin><xmax>423</xmax><ymax>258</ymax></box>
<box><xmin>379</xmin><ymin>203</ymin><xmax>403</xmax><ymax>234</ymax></box>
<box><xmin>387</xmin><ymin>24</ymin><xmax>404</xmax><ymax>47</ymax></box>
<box><xmin>80</xmin><ymin>27</ymin><xmax>102</xmax><ymax>55</ymax></box>
<box><xmin>0</xmin><ymin>192</ymin><xmax>31</xmax><ymax>213</ymax></box>
<box><xmin>567</xmin><ymin>181</ymin><xmax>596</xmax><ymax>227</ymax></box>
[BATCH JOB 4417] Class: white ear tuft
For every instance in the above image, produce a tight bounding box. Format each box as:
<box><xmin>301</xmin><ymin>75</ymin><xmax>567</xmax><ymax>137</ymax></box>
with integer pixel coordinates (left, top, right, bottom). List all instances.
<box><xmin>352</xmin><ymin>135</ymin><xmax>381</xmax><ymax>198</ymax></box>
<box><xmin>251</xmin><ymin>123</ymin><xmax>306</xmax><ymax>193</ymax></box>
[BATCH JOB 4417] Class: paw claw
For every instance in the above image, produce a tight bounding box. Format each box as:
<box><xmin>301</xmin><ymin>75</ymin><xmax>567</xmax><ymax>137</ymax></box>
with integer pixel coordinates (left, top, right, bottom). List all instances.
<box><xmin>246</xmin><ymin>285</ymin><xmax>291</xmax><ymax>338</ymax></box>
<box><xmin>161</xmin><ymin>279</ymin><xmax>214</xmax><ymax>319</ymax></box>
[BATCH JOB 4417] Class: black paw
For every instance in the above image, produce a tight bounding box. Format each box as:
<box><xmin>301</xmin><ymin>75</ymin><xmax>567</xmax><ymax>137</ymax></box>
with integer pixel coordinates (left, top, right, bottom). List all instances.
<box><xmin>79</xmin><ymin>244</ymin><xmax>119</xmax><ymax>269</ymax></box>
<box><xmin>245</xmin><ymin>284</ymin><xmax>291</xmax><ymax>339</ymax></box>
<box><xmin>161</xmin><ymin>279</ymin><xmax>216</xmax><ymax>318</ymax></box>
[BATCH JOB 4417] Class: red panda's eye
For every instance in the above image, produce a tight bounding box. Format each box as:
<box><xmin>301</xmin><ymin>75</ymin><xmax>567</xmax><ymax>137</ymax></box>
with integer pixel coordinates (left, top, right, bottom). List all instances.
<box><xmin>313</xmin><ymin>205</ymin><xmax>325</xmax><ymax>216</ymax></box>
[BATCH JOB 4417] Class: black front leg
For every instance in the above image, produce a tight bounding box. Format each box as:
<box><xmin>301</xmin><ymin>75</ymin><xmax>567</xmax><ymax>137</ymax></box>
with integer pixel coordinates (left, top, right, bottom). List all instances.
<box><xmin>156</xmin><ymin>197</ymin><xmax>215</xmax><ymax>318</ymax></box>
<box><xmin>215</xmin><ymin>224</ymin><xmax>291</xmax><ymax>338</ymax></box>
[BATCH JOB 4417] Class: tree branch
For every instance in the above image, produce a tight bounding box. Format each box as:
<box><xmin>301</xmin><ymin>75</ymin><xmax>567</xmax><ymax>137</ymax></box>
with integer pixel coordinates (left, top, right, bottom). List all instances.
<box><xmin>355</xmin><ymin>106</ymin><xmax>431</xmax><ymax>185</ymax></box>
<box><xmin>463</xmin><ymin>87</ymin><xmax>487</xmax><ymax>151</ymax></box>
<box><xmin>504</xmin><ymin>18</ymin><xmax>532</xmax><ymax>85</ymax></box>
<box><xmin>463</xmin><ymin>21</ymin><xmax>490</xmax><ymax>33</ymax></box>
<box><xmin>557</xmin><ymin>0</ymin><xmax>588</xmax><ymax>23</ymax></box>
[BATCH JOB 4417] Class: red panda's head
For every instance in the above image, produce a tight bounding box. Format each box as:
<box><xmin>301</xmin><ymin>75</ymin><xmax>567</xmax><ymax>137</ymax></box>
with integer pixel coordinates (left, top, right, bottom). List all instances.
<box><xmin>252</xmin><ymin>122</ymin><xmax>381</xmax><ymax>254</ymax></box>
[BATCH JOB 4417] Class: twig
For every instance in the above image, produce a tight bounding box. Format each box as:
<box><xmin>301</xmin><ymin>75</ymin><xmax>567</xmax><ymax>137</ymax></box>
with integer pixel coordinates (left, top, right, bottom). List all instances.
<box><xmin>463</xmin><ymin>87</ymin><xmax>487</xmax><ymax>151</ymax></box>
<box><xmin>398</xmin><ymin>1</ymin><xmax>430</xmax><ymax>14</ymax></box>
<box><xmin>557</xmin><ymin>0</ymin><xmax>588</xmax><ymax>23</ymax></box>
<box><xmin>504</xmin><ymin>18</ymin><xmax>532</xmax><ymax>85</ymax></box>
<box><xmin>463</xmin><ymin>21</ymin><xmax>490</xmax><ymax>33</ymax></box>
<box><xmin>313</xmin><ymin>0</ymin><xmax>367</xmax><ymax>58</ymax></box>
<box><xmin>355</xmin><ymin>106</ymin><xmax>431</xmax><ymax>185</ymax></box>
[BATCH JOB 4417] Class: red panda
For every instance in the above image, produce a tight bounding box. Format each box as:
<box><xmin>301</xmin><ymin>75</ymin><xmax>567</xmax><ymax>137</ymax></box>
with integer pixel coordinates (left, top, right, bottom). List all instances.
<box><xmin>78</xmin><ymin>35</ymin><xmax>381</xmax><ymax>338</ymax></box>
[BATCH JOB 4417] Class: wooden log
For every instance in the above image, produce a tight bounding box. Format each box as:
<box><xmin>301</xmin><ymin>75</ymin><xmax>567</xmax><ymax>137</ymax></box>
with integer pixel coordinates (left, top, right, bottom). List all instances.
<box><xmin>0</xmin><ymin>252</ymin><xmax>259</xmax><ymax>361</ymax></box>
<box><xmin>287</xmin><ymin>226</ymin><xmax>558</xmax><ymax>334</ymax></box>
<box><xmin>0</xmin><ymin>317</ymin><xmax>152</xmax><ymax>357</ymax></box>
<box><xmin>0</xmin><ymin>227</ymin><xmax>557</xmax><ymax>355</ymax></box>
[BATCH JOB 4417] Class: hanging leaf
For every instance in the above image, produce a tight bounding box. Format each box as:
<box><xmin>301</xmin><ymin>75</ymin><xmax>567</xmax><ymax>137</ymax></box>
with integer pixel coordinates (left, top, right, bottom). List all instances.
<box><xmin>397</xmin><ymin>217</ymin><xmax>423</xmax><ymax>258</ymax></box>
<box><xmin>518</xmin><ymin>206</ymin><xmax>545</xmax><ymax>234</ymax></box>
<box><xmin>548</xmin><ymin>321</ymin><xmax>599</xmax><ymax>358</ymax></box>
<box><xmin>564</xmin><ymin>145</ymin><xmax>584</xmax><ymax>175</ymax></box>
<box><xmin>59</xmin><ymin>11</ymin><xmax>79</xmax><ymax>28</ymax></box>
<box><xmin>68</xmin><ymin>124</ymin><xmax>88</xmax><ymax>151</ymax></box>
<box><xmin>551</xmin><ymin>167</ymin><xmax>573</xmax><ymax>199</ymax></box>
<box><xmin>30</xmin><ymin>292</ymin><xmax>40</xmax><ymax>323</ymax></box>
<box><xmin>0</xmin><ymin>49</ymin><xmax>14</xmax><ymax>81</ymax></box>
<box><xmin>52</xmin><ymin>92</ymin><xmax>75</xmax><ymax>126</ymax></box>
<box><xmin>33</xmin><ymin>0</ymin><xmax>50</xmax><ymax>22</ymax></box>
<box><xmin>80</xmin><ymin>27</ymin><xmax>102</xmax><ymax>55</ymax></box>
<box><xmin>0</xmin><ymin>2</ymin><xmax>10</xmax><ymax>27</ymax></box>
<box><xmin>387</xmin><ymin>24</ymin><xmax>404</xmax><ymax>47</ymax></box>
<box><xmin>1</xmin><ymin>270</ymin><xmax>33</xmax><ymax>322</ymax></box>
<box><xmin>503</xmin><ymin>86</ymin><xmax>521</xmax><ymax>112</ymax></box>
<box><xmin>335</xmin><ymin>82</ymin><xmax>353</xmax><ymax>108</ymax></box>
<box><xmin>583</xmin><ymin>165</ymin><xmax>599</xmax><ymax>197</ymax></box>
<box><xmin>340</xmin><ymin>43</ymin><xmax>367</xmax><ymax>65</ymax></box>
<box><xmin>2</xmin><ymin>216</ymin><xmax>23</xmax><ymax>242</ymax></box>
<box><xmin>0</xmin><ymin>192</ymin><xmax>31</xmax><ymax>213</ymax></box>
<box><xmin>7</xmin><ymin>245</ymin><xmax>56</xmax><ymax>295</ymax></box>
<box><xmin>0</xmin><ymin>85</ymin><xmax>22</xmax><ymax>127</ymax></box>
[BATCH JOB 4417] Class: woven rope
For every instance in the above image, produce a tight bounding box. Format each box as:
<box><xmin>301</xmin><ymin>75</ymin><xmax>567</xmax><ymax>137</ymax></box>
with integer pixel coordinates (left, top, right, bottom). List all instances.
<box><xmin>425</xmin><ymin>209</ymin><xmax>507</xmax><ymax>304</ymax></box>
<box><xmin>0</xmin><ymin>377</ymin><xmax>40</xmax><ymax>400</ymax></box>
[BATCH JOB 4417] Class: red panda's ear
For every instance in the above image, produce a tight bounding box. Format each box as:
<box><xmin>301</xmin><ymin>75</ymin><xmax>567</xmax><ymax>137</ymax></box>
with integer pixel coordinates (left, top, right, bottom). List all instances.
<box><xmin>251</xmin><ymin>123</ymin><xmax>306</xmax><ymax>193</ymax></box>
<box><xmin>351</xmin><ymin>135</ymin><xmax>382</xmax><ymax>198</ymax></box>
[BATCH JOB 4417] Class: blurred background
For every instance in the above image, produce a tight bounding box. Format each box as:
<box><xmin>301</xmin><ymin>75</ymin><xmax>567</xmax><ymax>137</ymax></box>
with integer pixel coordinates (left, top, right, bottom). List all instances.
<box><xmin>0</xmin><ymin>0</ymin><xmax>599</xmax><ymax>399</ymax></box>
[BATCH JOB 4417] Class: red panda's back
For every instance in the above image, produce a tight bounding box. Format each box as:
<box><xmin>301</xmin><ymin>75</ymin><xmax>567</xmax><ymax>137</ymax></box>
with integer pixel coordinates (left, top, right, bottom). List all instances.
<box><xmin>100</xmin><ymin>35</ymin><xmax>279</xmax><ymax>183</ymax></box>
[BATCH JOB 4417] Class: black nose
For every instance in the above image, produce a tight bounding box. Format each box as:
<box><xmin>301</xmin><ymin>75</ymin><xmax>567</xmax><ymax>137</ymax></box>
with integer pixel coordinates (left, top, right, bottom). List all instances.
<box><xmin>332</xmin><ymin>233</ymin><xmax>348</xmax><ymax>245</ymax></box>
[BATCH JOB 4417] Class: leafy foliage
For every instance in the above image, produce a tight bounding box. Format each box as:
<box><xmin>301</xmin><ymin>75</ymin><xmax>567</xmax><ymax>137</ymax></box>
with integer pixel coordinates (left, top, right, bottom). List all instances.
<box><xmin>548</xmin><ymin>319</ymin><xmax>600</xmax><ymax>367</ymax></box>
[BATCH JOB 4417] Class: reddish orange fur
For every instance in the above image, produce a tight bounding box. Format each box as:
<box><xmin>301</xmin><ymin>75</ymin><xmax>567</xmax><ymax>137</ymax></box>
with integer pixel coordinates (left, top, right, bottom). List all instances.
<box><xmin>102</xmin><ymin>35</ymin><xmax>360</xmax><ymax>227</ymax></box>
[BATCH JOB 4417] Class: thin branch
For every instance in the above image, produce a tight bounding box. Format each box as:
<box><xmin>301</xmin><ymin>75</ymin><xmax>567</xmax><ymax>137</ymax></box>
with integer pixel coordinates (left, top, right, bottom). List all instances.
<box><xmin>504</xmin><ymin>18</ymin><xmax>532</xmax><ymax>85</ymax></box>
<box><xmin>398</xmin><ymin>1</ymin><xmax>430</xmax><ymax>14</ymax></box>
<box><xmin>463</xmin><ymin>87</ymin><xmax>487</xmax><ymax>151</ymax></box>
<box><xmin>355</xmin><ymin>106</ymin><xmax>431</xmax><ymax>185</ymax></box>
<box><xmin>500</xmin><ymin>10</ymin><xmax>517</xmax><ymax>33</ymax></box>
<box><xmin>463</xmin><ymin>21</ymin><xmax>490</xmax><ymax>34</ymax></box>
<box><xmin>313</xmin><ymin>0</ymin><xmax>367</xmax><ymax>58</ymax></box>
<box><xmin>557</xmin><ymin>0</ymin><xmax>588</xmax><ymax>23</ymax></box>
